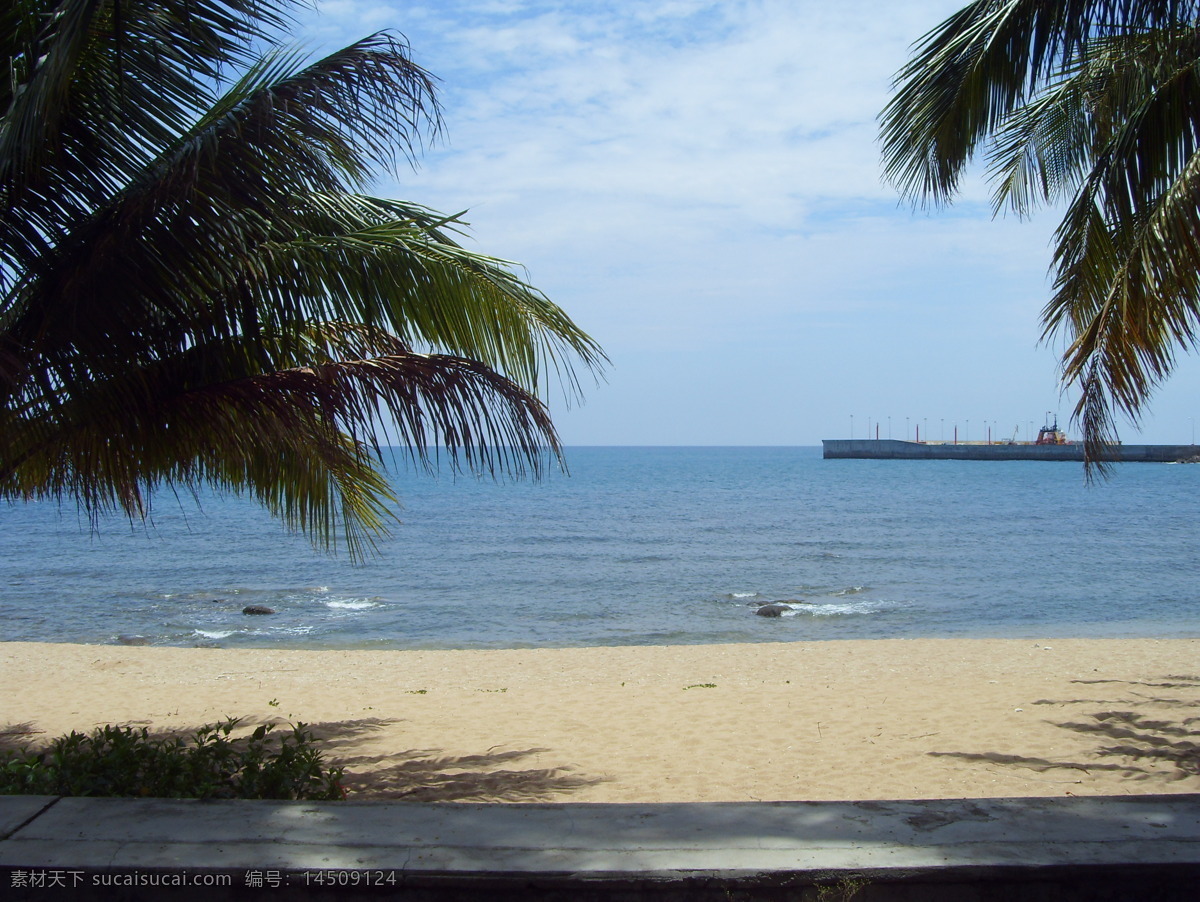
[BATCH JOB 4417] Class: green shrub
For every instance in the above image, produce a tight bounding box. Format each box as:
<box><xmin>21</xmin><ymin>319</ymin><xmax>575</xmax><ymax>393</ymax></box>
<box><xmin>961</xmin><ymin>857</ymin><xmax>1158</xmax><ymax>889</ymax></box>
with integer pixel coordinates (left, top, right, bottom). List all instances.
<box><xmin>0</xmin><ymin>718</ymin><xmax>344</xmax><ymax>800</ymax></box>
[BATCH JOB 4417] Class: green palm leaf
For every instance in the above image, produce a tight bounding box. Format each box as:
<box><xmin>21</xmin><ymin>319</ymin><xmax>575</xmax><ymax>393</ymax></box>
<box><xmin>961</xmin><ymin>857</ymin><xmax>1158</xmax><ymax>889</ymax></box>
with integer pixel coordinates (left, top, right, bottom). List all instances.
<box><xmin>2</xmin><ymin>0</ymin><xmax>605</xmax><ymax>557</ymax></box>
<box><xmin>881</xmin><ymin>0</ymin><xmax>1200</xmax><ymax>472</ymax></box>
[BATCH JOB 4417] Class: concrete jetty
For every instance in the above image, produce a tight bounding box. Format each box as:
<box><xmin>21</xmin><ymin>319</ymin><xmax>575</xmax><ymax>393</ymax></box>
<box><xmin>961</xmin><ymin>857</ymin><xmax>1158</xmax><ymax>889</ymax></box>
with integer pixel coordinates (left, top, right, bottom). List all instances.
<box><xmin>822</xmin><ymin>439</ymin><xmax>1200</xmax><ymax>462</ymax></box>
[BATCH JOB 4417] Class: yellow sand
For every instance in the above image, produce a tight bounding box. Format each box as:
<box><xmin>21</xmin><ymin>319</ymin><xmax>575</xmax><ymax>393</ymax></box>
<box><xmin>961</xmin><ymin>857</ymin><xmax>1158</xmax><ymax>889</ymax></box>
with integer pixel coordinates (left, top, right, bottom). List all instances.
<box><xmin>3</xmin><ymin>638</ymin><xmax>1199</xmax><ymax>802</ymax></box>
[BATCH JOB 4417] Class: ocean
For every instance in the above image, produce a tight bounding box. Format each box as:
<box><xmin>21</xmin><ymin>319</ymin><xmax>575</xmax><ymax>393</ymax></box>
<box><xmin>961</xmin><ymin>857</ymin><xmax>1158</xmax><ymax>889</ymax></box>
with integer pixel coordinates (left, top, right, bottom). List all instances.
<box><xmin>2</xmin><ymin>446</ymin><xmax>1198</xmax><ymax>649</ymax></box>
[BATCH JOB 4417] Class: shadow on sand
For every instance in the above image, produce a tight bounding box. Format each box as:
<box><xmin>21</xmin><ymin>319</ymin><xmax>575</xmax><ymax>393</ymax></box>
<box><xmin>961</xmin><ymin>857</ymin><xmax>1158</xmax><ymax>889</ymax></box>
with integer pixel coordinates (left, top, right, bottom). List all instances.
<box><xmin>299</xmin><ymin>717</ymin><xmax>605</xmax><ymax>801</ymax></box>
<box><xmin>929</xmin><ymin>673</ymin><xmax>1200</xmax><ymax>784</ymax></box>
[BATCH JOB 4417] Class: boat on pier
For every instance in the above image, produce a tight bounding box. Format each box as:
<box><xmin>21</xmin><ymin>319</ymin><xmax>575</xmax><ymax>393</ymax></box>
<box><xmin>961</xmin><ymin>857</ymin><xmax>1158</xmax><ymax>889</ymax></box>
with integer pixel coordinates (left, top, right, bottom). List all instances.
<box><xmin>823</xmin><ymin>419</ymin><xmax>1199</xmax><ymax>462</ymax></box>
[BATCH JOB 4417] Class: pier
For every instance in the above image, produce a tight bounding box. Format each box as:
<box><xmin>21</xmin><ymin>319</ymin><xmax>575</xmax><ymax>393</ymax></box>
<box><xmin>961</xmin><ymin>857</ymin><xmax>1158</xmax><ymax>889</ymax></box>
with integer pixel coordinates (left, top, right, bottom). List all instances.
<box><xmin>822</xmin><ymin>439</ymin><xmax>1200</xmax><ymax>462</ymax></box>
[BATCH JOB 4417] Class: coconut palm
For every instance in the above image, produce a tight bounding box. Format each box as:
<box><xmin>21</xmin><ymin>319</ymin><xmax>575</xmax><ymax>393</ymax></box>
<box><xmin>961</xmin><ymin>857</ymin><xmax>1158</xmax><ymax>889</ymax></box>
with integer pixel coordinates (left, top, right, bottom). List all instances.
<box><xmin>880</xmin><ymin>0</ymin><xmax>1200</xmax><ymax>468</ymax></box>
<box><xmin>1</xmin><ymin>0</ymin><xmax>604</xmax><ymax>557</ymax></box>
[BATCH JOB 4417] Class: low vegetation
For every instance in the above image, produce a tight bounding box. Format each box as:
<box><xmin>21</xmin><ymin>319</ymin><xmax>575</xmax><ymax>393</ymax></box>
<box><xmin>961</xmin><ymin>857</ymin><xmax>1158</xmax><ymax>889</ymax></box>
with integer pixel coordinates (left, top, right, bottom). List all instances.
<box><xmin>0</xmin><ymin>718</ymin><xmax>344</xmax><ymax>800</ymax></box>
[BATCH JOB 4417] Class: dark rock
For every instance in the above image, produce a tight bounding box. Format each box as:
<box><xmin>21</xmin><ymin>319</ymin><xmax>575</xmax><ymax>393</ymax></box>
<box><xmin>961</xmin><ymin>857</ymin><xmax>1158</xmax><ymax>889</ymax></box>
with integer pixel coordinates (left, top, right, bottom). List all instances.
<box><xmin>242</xmin><ymin>605</ymin><xmax>276</xmax><ymax>615</ymax></box>
<box><xmin>117</xmin><ymin>635</ymin><xmax>151</xmax><ymax>646</ymax></box>
<box><xmin>755</xmin><ymin>602</ymin><xmax>794</xmax><ymax>618</ymax></box>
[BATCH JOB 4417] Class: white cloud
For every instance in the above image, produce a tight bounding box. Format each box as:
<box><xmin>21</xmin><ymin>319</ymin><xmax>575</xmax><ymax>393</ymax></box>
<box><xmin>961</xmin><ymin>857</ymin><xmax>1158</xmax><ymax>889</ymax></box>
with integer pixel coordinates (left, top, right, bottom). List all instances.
<box><xmin>293</xmin><ymin>0</ymin><xmax>1200</xmax><ymax>444</ymax></box>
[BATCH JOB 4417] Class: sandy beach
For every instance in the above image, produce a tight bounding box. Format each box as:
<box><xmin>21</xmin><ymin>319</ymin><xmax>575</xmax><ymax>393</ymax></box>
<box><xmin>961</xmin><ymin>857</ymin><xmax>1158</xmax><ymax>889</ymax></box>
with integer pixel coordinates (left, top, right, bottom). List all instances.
<box><xmin>3</xmin><ymin>638</ymin><xmax>1199</xmax><ymax>802</ymax></box>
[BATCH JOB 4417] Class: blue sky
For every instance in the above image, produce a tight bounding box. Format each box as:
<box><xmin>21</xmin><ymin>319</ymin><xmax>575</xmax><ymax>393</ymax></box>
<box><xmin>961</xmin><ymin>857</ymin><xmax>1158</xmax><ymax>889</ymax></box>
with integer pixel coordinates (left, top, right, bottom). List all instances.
<box><xmin>295</xmin><ymin>0</ymin><xmax>1200</xmax><ymax>446</ymax></box>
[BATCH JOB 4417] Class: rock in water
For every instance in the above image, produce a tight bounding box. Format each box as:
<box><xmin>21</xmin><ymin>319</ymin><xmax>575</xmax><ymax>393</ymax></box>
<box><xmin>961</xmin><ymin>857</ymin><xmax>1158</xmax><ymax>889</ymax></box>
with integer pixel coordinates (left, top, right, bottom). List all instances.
<box><xmin>755</xmin><ymin>602</ymin><xmax>794</xmax><ymax>618</ymax></box>
<box><xmin>242</xmin><ymin>605</ymin><xmax>276</xmax><ymax>615</ymax></box>
<box><xmin>118</xmin><ymin>635</ymin><xmax>151</xmax><ymax>645</ymax></box>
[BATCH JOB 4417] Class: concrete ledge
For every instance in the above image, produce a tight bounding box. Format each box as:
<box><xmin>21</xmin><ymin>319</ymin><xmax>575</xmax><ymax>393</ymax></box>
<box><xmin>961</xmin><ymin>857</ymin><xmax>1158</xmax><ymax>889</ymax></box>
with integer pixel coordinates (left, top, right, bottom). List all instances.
<box><xmin>0</xmin><ymin>797</ymin><xmax>55</xmax><ymax>842</ymax></box>
<box><xmin>3</xmin><ymin>794</ymin><xmax>1200</xmax><ymax>899</ymax></box>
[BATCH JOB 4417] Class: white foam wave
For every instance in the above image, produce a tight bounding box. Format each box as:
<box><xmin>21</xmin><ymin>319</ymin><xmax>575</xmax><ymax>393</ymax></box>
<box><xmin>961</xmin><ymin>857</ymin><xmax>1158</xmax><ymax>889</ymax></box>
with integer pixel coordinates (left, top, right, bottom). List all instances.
<box><xmin>326</xmin><ymin>599</ymin><xmax>378</xmax><ymax>610</ymax></box>
<box><xmin>194</xmin><ymin>629</ymin><xmax>235</xmax><ymax>639</ymax></box>
<box><xmin>800</xmin><ymin>601</ymin><xmax>887</xmax><ymax>617</ymax></box>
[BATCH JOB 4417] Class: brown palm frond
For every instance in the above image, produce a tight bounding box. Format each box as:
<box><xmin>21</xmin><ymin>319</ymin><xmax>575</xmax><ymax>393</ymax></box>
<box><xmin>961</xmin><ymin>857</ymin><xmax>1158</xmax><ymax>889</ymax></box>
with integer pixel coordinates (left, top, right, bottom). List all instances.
<box><xmin>2</xmin><ymin>324</ymin><xmax>564</xmax><ymax>557</ymax></box>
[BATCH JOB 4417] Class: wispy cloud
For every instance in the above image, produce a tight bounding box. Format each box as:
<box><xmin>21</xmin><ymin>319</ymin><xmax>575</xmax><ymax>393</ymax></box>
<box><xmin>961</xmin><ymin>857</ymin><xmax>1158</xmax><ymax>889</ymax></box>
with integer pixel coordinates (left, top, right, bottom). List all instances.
<box><xmin>292</xmin><ymin>0</ymin><xmax>1200</xmax><ymax>444</ymax></box>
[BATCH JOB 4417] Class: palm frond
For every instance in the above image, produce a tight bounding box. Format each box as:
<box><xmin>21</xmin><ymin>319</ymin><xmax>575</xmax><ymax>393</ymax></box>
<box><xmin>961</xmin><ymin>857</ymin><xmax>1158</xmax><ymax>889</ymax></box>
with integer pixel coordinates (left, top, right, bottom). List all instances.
<box><xmin>258</xmin><ymin>197</ymin><xmax>607</xmax><ymax>393</ymax></box>
<box><xmin>5</xmin><ymin>31</ymin><xmax>443</xmax><ymax>356</ymax></box>
<box><xmin>883</xmin><ymin>0</ymin><xmax>1200</xmax><ymax>473</ymax></box>
<box><xmin>1</xmin><ymin>322</ymin><xmax>566</xmax><ymax>557</ymax></box>
<box><xmin>2</xmin><ymin>0</ymin><xmax>287</xmax><ymax>232</ymax></box>
<box><xmin>986</xmin><ymin>68</ymin><xmax>1092</xmax><ymax>213</ymax></box>
<box><xmin>1</xmin><ymin>1</ymin><xmax>605</xmax><ymax>556</ymax></box>
<box><xmin>1048</xmin><ymin>147</ymin><xmax>1200</xmax><ymax>469</ymax></box>
<box><xmin>880</xmin><ymin>0</ymin><xmax>1200</xmax><ymax>206</ymax></box>
<box><xmin>1035</xmin><ymin>29</ymin><xmax>1200</xmax><ymax>473</ymax></box>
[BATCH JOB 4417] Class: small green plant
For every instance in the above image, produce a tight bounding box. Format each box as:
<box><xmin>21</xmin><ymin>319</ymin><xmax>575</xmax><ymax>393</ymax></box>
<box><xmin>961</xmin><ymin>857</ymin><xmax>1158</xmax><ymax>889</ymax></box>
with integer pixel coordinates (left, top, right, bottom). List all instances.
<box><xmin>684</xmin><ymin>683</ymin><xmax>717</xmax><ymax>690</ymax></box>
<box><xmin>406</xmin><ymin>689</ymin><xmax>428</xmax><ymax>695</ymax></box>
<box><xmin>0</xmin><ymin>718</ymin><xmax>344</xmax><ymax>800</ymax></box>
<box><xmin>811</xmin><ymin>876</ymin><xmax>870</xmax><ymax>901</ymax></box>
<box><xmin>267</xmin><ymin>698</ymin><xmax>280</xmax><ymax>707</ymax></box>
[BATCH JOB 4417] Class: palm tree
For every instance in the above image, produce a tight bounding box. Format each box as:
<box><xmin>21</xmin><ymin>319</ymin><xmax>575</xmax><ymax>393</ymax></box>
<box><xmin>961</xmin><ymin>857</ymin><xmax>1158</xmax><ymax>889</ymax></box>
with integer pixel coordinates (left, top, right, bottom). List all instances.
<box><xmin>1</xmin><ymin>0</ymin><xmax>605</xmax><ymax>557</ymax></box>
<box><xmin>880</xmin><ymin>0</ymin><xmax>1200</xmax><ymax>468</ymax></box>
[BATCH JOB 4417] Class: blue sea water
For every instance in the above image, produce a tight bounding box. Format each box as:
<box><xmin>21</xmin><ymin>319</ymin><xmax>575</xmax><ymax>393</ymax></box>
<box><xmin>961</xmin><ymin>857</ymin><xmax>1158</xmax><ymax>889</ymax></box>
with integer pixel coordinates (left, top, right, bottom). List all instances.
<box><xmin>2</xmin><ymin>446</ymin><xmax>1198</xmax><ymax>649</ymax></box>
